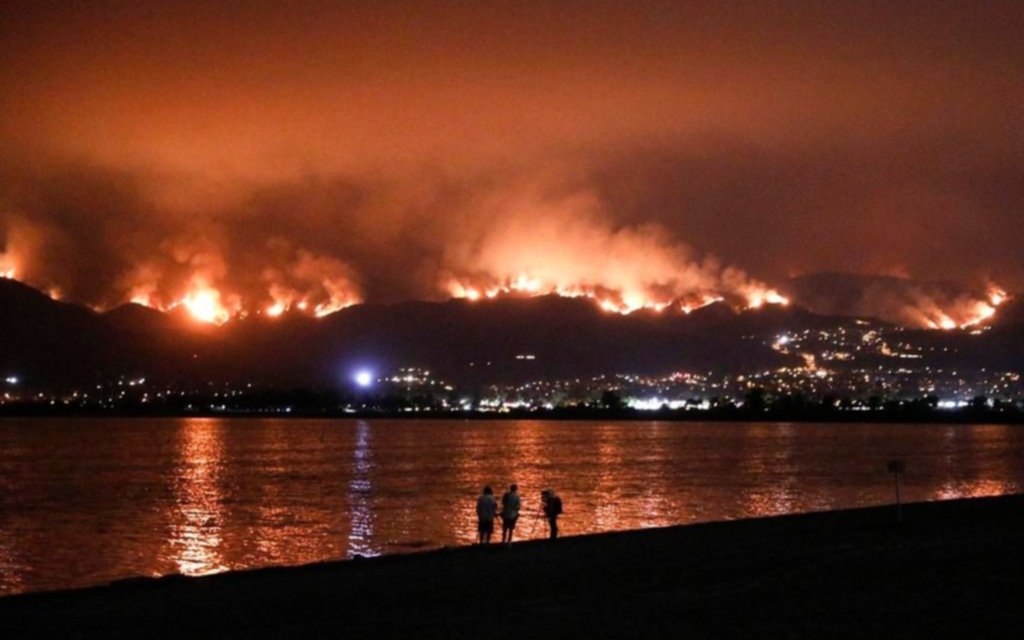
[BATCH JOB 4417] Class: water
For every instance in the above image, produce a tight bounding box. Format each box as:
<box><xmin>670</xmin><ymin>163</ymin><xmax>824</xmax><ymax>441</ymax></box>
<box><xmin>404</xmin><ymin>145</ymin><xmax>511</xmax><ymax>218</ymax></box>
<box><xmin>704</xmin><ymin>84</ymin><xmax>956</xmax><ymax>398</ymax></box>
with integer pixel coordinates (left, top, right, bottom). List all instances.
<box><xmin>1</xmin><ymin>418</ymin><xmax>1022</xmax><ymax>595</ymax></box>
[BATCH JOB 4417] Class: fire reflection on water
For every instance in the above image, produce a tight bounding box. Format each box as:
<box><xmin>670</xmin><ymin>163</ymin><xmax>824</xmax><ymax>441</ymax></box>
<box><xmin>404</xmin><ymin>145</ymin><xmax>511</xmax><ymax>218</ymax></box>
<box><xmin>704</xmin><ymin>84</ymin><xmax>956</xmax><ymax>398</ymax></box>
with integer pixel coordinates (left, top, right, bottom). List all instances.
<box><xmin>738</xmin><ymin>423</ymin><xmax>797</xmax><ymax>518</ymax></box>
<box><xmin>347</xmin><ymin>421</ymin><xmax>377</xmax><ymax>557</ymax></box>
<box><xmin>3</xmin><ymin>419</ymin><xmax>1024</xmax><ymax>595</ymax></box>
<box><xmin>930</xmin><ymin>425</ymin><xmax>1018</xmax><ymax>501</ymax></box>
<box><xmin>170</xmin><ymin>418</ymin><xmax>228</xmax><ymax>576</ymax></box>
<box><xmin>0</xmin><ymin>535</ymin><xmax>24</xmax><ymax>593</ymax></box>
<box><xmin>934</xmin><ymin>478</ymin><xmax>1013</xmax><ymax>501</ymax></box>
<box><xmin>594</xmin><ymin>425</ymin><xmax>627</xmax><ymax>532</ymax></box>
<box><xmin>511</xmin><ymin>421</ymin><xmax>554</xmax><ymax>539</ymax></box>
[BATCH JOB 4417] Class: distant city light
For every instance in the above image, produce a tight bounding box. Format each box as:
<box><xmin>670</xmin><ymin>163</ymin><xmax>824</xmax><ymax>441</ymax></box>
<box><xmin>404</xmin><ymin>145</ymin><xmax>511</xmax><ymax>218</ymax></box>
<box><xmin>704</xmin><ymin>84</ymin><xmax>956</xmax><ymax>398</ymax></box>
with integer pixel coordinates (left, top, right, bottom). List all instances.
<box><xmin>4</xmin><ymin>376</ymin><xmax>18</xmax><ymax>385</ymax></box>
<box><xmin>353</xmin><ymin>370</ymin><xmax>374</xmax><ymax>388</ymax></box>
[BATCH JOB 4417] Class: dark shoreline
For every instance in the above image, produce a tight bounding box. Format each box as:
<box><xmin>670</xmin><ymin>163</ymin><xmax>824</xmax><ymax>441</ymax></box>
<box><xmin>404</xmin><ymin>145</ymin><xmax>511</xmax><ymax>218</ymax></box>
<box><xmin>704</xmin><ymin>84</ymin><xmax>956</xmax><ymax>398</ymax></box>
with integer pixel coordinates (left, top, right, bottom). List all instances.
<box><xmin>3</xmin><ymin>494</ymin><xmax>1024</xmax><ymax>638</ymax></box>
<box><xmin>3</xmin><ymin>406</ymin><xmax>1024</xmax><ymax>424</ymax></box>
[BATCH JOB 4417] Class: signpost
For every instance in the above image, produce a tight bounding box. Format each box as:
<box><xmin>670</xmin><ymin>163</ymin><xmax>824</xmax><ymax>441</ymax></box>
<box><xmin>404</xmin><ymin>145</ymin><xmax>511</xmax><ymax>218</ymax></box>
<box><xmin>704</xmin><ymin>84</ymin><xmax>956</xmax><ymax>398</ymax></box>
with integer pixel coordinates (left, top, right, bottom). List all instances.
<box><xmin>887</xmin><ymin>459</ymin><xmax>905</xmax><ymax>523</ymax></box>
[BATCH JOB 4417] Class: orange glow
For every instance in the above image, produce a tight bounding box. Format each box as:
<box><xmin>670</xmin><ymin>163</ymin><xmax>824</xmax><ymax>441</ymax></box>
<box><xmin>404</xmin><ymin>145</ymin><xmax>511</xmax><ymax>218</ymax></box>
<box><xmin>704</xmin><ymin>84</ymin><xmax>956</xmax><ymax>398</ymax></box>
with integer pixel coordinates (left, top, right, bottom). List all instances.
<box><xmin>0</xmin><ymin>252</ymin><xmax>15</xmax><ymax>279</ymax></box>
<box><xmin>2</xmin><ymin>3</ymin><xmax>1024</xmax><ymax>331</ymax></box>
<box><xmin>128</xmin><ymin>278</ymin><xmax>359</xmax><ymax>322</ymax></box>
<box><xmin>178</xmin><ymin>285</ymin><xmax>232</xmax><ymax>324</ymax></box>
<box><xmin>681</xmin><ymin>294</ymin><xmax>725</xmax><ymax>314</ymax></box>
<box><xmin>745</xmin><ymin>289</ymin><xmax>790</xmax><ymax>309</ymax></box>
<box><xmin>446</xmin><ymin>274</ymin><xmax>787</xmax><ymax>315</ymax></box>
<box><xmin>313</xmin><ymin>300</ymin><xmax>354</xmax><ymax>317</ymax></box>
<box><xmin>263</xmin><ymin>284</ymin><xmax>359</xmax><ymax>319</ymax></box>
<box><xmin>266</xmin><ymin>302</ymin><xmax>287</xmax><ymax>317</ymax></box>
<box><xmin>988</xmin><ymin>287</ymin><xmax>1007</xmax><ymax>307</ymax></box>
<box><xmin>260</xmin><ymin>249</ymin><xmax>361</xmax><ymax>319</ymax></box>
<box><xmin>918</xmin><ymin>287</ymin><xmax>1006</xmax><ymax>330</ymax></box>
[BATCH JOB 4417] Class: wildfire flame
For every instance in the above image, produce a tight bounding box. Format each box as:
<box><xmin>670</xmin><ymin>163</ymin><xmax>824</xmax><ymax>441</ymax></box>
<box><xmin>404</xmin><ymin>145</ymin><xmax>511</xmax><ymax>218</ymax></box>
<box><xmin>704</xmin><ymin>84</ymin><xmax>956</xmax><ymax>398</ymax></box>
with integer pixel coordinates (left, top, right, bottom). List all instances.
<box><xmin>0</xmin><ymin>252</ymin><xmax>15</xmax><ymax>279</ymax></box>
<box><xmin>921</xmin><ymin>290</ymin><xmax>1007</xmax><ymax>329</ymax></box>
<box><xmin>127</xmin><ymin>277</ymin><xmax>238</xmax><ymax>324</ymax></box>
<box><xmin>442</xmin><ymin>190</ymin><xmax>791</xmax><ymax>316</ymax></box>
<box><xmin>178</xmin><ymin>285</ymin><xmax>232</xmax><ymax>324</ymax></box>
<box><xmin>126</xmin><ymin>277</ymin><xmax>359</xmax><ymax>325</ymax></box>
<box><xmin>259</xmin><ymin>247</ymin><xmax>362</xmax><ymax>318</ymax></box>
<box><xmin>3</xmin><ymin>222</ymin><xmax>1012</xmax><ymax>330</ymax></box>
<box><xmin>988</xmin><ymin>287</ymin><xmax>1007</xmax><ymax>307</ymax></box>
<box><xmin>744</xmin><ymin>289</ymin><xmax>790</xmax><ymax>309</ymax></box>
<box><xmin>263</xmin><ymin>283</ymin><xmax>360</xmax><ymax>319</ymax></box>
<box><xmin>920</xmin><ymin>286</ymin><xmax>1007</xmax><ymax>330</ymax></box>
<box><xmin>446</xmin><ymin>275</ymin><xmax>787</xmax><ymax>315</ymax></box>
<box><xmin>126</xmin><ymin>274</ymin><xmax>360</xmax><ymax>324</ymax></box>
<box><xmin>118</xmin><ymin>244</ymin><xmax>361</xmax><ymax>323</ymax></box>
<box><xmin>263</xmin><ymin>295</ymin><xmax>357</xmax><ymax>318</ymax></box>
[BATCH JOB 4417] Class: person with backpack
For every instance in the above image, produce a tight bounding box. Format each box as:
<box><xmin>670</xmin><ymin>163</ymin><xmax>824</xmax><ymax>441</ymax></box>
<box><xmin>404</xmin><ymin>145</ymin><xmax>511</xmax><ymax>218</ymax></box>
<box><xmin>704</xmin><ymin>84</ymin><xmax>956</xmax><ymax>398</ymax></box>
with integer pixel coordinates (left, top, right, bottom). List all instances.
<box><xmin>500</xmin><ymin>483</ymin><xmax>521</xmax><ymax>544</ymax></box>
<box><xmin>476</xmin><ymin>486</ymin><xmax>498</xmax><ymax>544</ymax></box>
<box><xmin>541</xmin><ymin>488</ymin><xmax>562</xmax><ymax>539</ymax></box>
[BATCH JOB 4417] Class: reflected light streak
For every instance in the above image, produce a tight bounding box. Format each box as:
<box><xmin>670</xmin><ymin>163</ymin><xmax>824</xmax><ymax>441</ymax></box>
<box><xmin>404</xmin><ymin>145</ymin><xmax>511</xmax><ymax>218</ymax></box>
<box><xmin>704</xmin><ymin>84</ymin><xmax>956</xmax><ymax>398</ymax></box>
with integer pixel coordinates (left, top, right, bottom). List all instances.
<box><xmin>347</xmin><ymin>421</ymin><xmax>378</xmax><ymax>557</ymax></box>
<box><xmin>0</xmin><ymin>535</ymin><xmax>25</xmax><ymax>593</ymax></box>
<box><xmin>738</xmin><ymin>424</ymin><xmax>797</xmax><ymax>518</ymax></box>
<box><xmin>933</xmin><ymin>478</ymin><xmax>1014</xmax><ymax>501</ymax></box>
<box><xmin>509</xmin><ymin>421</ymin><xmax>554</xmax><ymax>541</ymax></box>
<box><xmin>170</xmin><ymin>419</ymin><xmax>228</xmax><ymax>575</ymax></box>
<box><xmin>593</xmin><ymin>425</ymin><xmax>627</xmax><ymax>532</ymax></box>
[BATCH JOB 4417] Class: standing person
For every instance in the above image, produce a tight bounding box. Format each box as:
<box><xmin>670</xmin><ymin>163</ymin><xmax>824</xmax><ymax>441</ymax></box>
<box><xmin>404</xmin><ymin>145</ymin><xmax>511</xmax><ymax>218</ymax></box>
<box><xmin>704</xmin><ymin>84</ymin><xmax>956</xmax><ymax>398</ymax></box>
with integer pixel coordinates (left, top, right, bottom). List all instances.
<box><xmin>500</xmin><ymin>484</ymin><xmax>521</xmax><ymax>544</ymax></box>
<box><xmin>476</xmin><ymin>486</ymin><xmax>497</xmax><ymax>545</ymax></box>
<box><xmin>541</xmin><ymin>489</ymin><xmax>563</xmax><ymax>540</ymax></box>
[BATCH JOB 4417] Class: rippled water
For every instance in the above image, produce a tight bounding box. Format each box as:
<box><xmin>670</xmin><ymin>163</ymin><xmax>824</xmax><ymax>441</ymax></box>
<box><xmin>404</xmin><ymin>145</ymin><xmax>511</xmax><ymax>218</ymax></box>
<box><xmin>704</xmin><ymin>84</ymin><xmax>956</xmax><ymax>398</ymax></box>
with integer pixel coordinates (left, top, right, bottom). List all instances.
<box><xmin>1</xmin><ymin>418</ymin><xmax>1022</xmax><ymax>595</ymax></box>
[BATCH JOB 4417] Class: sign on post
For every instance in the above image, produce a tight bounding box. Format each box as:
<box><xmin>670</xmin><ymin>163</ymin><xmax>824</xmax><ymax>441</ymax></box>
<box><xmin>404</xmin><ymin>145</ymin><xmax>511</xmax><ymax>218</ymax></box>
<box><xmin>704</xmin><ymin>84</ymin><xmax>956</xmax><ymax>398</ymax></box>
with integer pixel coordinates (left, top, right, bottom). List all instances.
<box><xmin>888</xmin><ymin>459</ymin><xmax>905</xmax><ymax>523</ymax></box>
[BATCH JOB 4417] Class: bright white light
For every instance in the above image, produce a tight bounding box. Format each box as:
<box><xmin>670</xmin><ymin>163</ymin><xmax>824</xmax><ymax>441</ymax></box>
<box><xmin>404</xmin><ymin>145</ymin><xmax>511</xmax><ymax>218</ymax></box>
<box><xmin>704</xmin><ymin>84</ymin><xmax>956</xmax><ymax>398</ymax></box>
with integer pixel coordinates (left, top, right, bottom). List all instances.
<box><xmin>354</xmin><ymin>370</ymin><xmax>374</xmax><ymax>388</ymax></box>
<box><xmin>4</xmin><ymin>376</ymin><xmax>18</xmax><ymax>385</ymax></box>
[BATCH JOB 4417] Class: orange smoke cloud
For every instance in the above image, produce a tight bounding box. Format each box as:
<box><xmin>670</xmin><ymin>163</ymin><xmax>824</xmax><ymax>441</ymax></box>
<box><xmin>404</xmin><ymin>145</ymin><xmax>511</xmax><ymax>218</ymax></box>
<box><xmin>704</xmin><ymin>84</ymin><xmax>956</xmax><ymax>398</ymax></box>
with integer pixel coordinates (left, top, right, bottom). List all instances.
<box><xmin>441</xmin><ymin>190</ymin><xmax>788</xmax><ymax>314</ymax></box>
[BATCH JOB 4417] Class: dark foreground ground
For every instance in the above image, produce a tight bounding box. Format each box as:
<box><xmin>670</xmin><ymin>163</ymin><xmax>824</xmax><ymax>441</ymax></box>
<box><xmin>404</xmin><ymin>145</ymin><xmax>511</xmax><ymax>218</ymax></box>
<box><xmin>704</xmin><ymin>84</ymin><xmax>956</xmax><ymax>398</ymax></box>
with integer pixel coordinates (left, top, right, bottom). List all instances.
<box><xmin>3</xmin><ymin>495</ymin><xmax>1024</xmax><ymax>639</ymax></box>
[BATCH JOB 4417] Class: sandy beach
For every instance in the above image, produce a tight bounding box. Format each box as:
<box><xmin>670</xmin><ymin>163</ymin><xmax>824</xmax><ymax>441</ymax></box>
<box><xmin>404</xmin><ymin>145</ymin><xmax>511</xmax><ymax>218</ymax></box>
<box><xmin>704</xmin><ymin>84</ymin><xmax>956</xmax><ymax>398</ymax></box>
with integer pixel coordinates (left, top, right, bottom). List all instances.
<box><xmin>3</xmin><ymin>494</ymin><xmax>1023</xmax><ymax>639</ymax></box>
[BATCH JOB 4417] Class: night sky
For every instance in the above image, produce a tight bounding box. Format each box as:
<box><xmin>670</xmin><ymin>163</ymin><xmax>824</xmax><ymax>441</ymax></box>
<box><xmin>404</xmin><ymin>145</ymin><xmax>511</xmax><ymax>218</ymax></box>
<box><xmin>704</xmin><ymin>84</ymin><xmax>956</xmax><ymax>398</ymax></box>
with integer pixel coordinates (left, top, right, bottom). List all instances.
<box><xmin>1</xmin><ymin>1</ymin><xmax>1022</xmax><ymax>317</ymax></box>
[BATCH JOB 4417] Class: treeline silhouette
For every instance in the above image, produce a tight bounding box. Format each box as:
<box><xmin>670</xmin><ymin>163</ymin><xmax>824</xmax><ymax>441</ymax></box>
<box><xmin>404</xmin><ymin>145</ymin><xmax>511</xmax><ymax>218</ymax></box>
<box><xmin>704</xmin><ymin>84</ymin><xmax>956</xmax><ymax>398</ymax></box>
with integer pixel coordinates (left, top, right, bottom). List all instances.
<box><xmin>3</xmin><ymin>386</ymin><xmax>1024</xmax><ymax>424</ymax></box>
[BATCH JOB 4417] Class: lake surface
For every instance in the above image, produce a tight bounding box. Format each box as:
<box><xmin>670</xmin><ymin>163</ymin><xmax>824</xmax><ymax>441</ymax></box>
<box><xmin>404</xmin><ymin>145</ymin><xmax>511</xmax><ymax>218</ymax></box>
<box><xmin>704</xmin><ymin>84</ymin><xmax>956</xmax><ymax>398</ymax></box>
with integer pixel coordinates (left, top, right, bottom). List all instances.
<box><xmin>1</xmin><ymin>418</ymin><xmax>1022</xmax><ymax>595</ymax></box>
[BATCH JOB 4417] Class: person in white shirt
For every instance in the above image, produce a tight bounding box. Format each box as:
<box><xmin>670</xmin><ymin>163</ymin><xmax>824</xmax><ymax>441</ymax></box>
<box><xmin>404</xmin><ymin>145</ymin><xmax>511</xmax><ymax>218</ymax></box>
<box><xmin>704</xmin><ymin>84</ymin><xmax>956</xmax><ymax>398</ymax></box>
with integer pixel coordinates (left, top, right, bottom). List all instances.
<box><xmin>476</xmin><ymin>486</ymin><xmax>497</xmax><ymax>544</ymax></box>
<box><xmin>500</xmin><ymin>484</ymin><xmax>521</xmax><ymax>544</ymax></box>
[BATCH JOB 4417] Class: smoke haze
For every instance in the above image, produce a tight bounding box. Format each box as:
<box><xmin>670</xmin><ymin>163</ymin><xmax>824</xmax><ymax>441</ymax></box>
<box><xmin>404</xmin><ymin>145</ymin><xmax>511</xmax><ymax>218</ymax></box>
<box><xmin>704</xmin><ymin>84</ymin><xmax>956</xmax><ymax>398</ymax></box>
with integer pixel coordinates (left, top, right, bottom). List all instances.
<box><xmin>2</xmin><ymin>1</ymin><xmax>1022</xmax><ymax>325</ymax></box>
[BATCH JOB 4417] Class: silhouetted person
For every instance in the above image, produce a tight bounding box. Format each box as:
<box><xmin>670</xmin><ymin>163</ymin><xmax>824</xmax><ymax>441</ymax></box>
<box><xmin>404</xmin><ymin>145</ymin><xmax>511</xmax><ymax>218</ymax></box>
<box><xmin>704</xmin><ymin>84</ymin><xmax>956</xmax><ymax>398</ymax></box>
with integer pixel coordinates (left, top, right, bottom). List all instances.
<box><xmin>500</xmin><ymin>483</ymin><xmax>521</xmax><ymax>544</ymax></box>
<box><xmin>476</xmin><ymin>485</ymin><xmax>497</xmax><ymax>544</ymax></box>
<box><xmin>541</xmin><ymin>489</ymin><xmax>562</xmax><ymax>539</ymax></box>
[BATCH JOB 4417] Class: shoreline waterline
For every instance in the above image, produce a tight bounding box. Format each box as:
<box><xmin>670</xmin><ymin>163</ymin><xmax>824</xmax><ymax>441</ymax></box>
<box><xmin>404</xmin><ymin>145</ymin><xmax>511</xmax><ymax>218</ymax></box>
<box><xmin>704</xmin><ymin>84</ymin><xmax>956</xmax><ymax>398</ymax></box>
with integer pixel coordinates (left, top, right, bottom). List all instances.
<box><xmin>3</xmin><ymin>494</ymin><xmax>1023</xmax><ymax>638</ymax></box>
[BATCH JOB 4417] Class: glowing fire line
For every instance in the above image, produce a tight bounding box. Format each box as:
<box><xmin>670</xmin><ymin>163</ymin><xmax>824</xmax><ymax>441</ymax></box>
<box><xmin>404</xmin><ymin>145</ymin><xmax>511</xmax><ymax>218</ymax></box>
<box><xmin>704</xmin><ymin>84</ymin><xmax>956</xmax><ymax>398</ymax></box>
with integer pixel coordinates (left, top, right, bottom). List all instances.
<box><xmin>922</xmin><ymin>287</ymin><xmax>1007</xmax><ymax>330</ymax></box>
<box><xmin>446</xmin><ymin>275</ymin><xmax>788</xmax><ymax>315</ymax></box>
<box><xmin>128</xmin><ymin>281</ymin><xmax>359</xmax><ymax>324</ymax></box>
